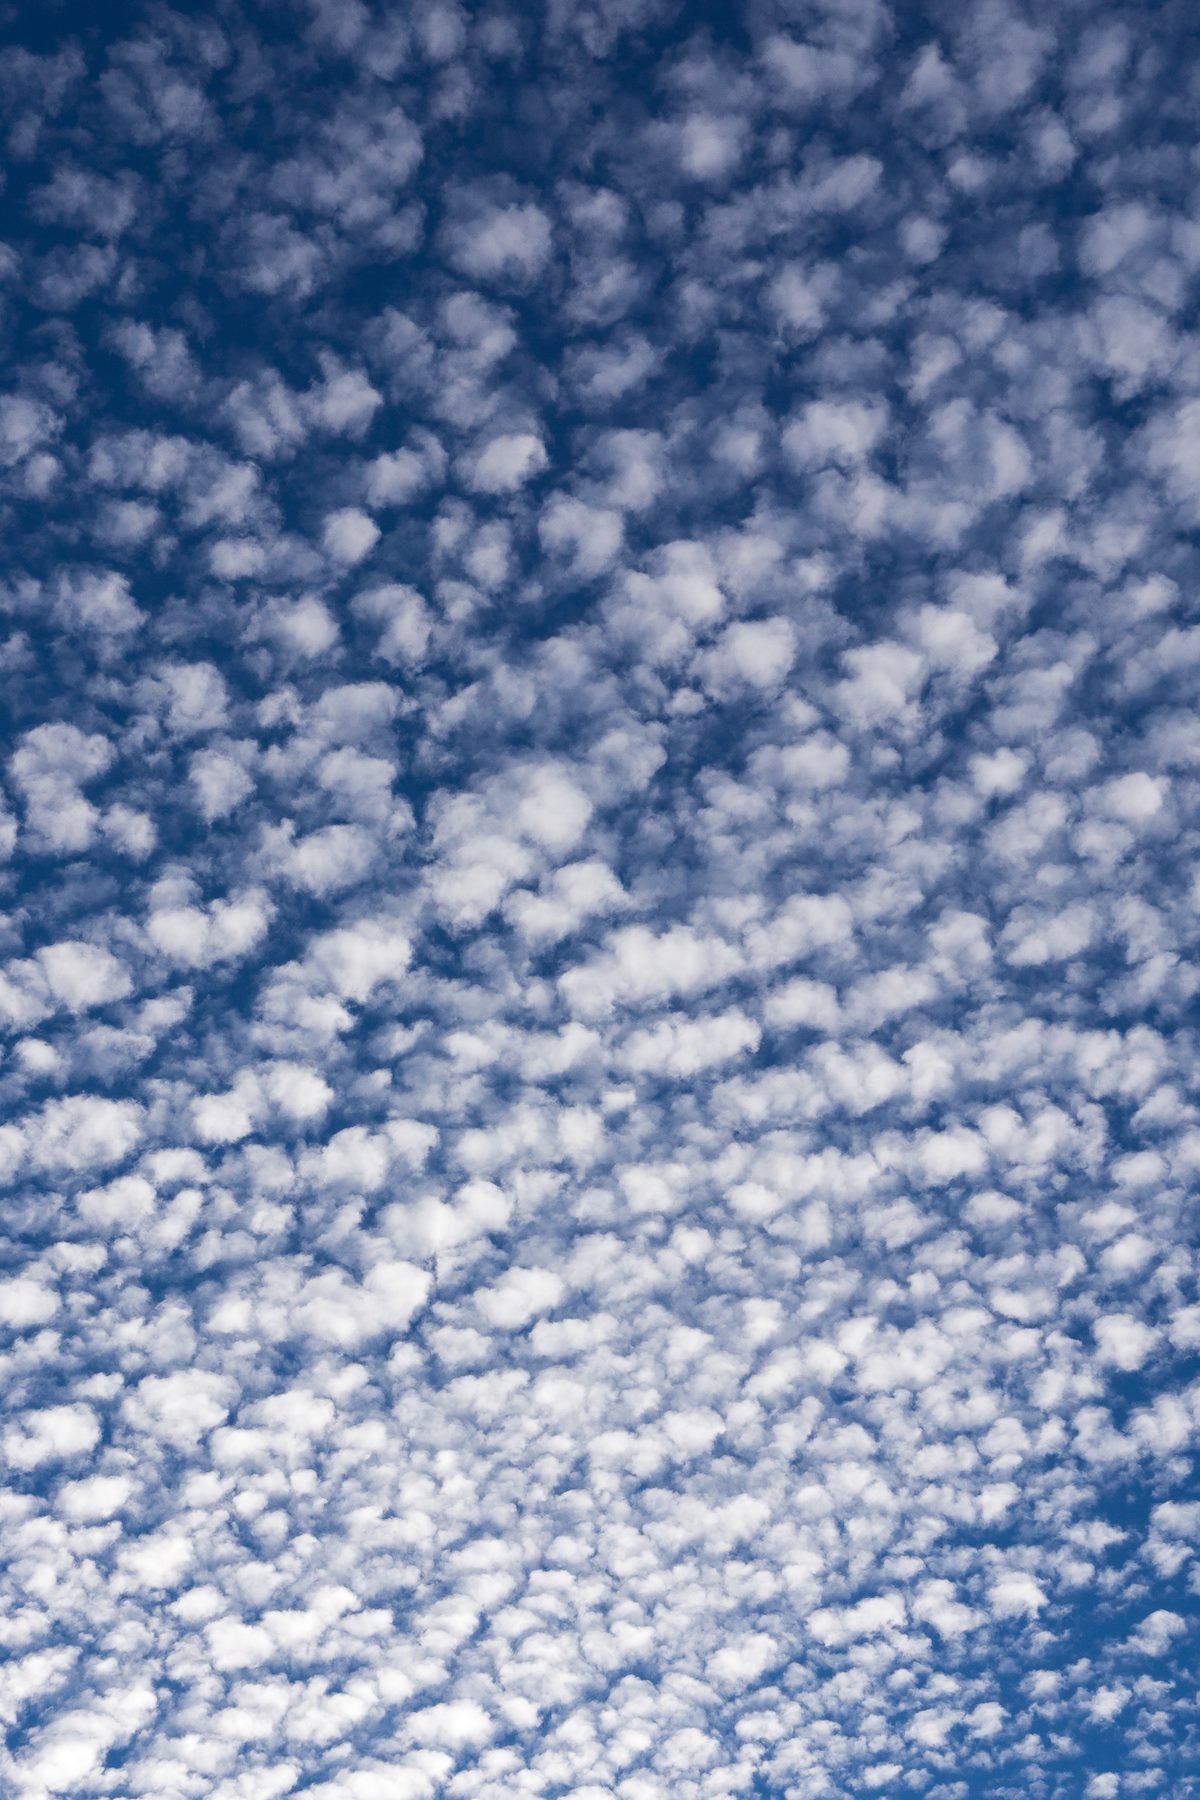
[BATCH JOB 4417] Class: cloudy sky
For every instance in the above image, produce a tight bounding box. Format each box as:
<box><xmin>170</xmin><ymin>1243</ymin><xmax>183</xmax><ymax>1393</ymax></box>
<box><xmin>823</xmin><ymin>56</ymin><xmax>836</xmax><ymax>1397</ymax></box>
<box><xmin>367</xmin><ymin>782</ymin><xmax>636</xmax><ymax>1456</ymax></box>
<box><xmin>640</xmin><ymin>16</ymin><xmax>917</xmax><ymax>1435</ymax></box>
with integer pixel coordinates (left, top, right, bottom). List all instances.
<box><xmin>0</xmin><ymin>0</ymin><xmax>1197</xmax><ymax>1795</ymax></box>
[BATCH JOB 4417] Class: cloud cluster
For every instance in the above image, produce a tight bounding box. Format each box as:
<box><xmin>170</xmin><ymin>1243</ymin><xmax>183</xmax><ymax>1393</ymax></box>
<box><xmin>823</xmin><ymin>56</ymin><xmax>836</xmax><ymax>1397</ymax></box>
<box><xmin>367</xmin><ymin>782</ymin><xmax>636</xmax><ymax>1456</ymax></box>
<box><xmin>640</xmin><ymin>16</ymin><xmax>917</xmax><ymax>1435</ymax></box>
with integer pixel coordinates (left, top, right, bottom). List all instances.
<box><xmin>0</xmin><ymin>1</ymin><xmax>1196</xmax><ymax>1797</ymax></box>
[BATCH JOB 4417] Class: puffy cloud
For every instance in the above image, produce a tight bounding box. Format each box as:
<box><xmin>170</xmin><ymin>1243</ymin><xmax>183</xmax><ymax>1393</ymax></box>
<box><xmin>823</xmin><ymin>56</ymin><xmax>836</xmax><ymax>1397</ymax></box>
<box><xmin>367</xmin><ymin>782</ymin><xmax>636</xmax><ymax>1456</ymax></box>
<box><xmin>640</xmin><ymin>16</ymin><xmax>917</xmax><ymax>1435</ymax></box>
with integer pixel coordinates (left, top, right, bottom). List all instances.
<box><xmin>560</xmin><ymin>924</ymin><xmax>743</xmax><ymax>1017</ymax></box>
<box><xmin>699</xmin><ymin>617</ymin><xmax>796</xmax><ymax>694</ymax></box>
<box><xmin>538</xmin><ymin>494</ymin><xmax>625</xmax><ymax>577</ymax></box>
<box><xmin>0</xmin><ymin>392</ymin><xmax>60</xmax><ymax>466</ymax></box>
<box><xmin>1091</xmin><ymin>771</ymin><xmax>1168</xmax><ymax>821</ymax></box>
<box><xmin>463</xmin><ymin>431</ymin><xmax>547</xmax><ymax>495</ymax></box>
<box><xmin>147</xmin><ymin>661</ymin><xmax>231</xmax><ymax>736</ymax></box>
<box><xmin>54</xmin><ymin>567</ymin><xmax>142</xmax><ymax>635</ymax></box>
<box><xmin>4</xmin><ymin>1404</ymin><xmax>100</xmax><ymax>1468</ymax></box>
<box><xmin>784</xmin><ymin>399</ymin><xmax>888</xmax><ymax>469</ymax></box>
<box><xmin>147</xmin><ymin>887</ymin><xmax>273</xmax><ymax>967</ymax></box>
<box><xmin>323</xmin><ymin>507</ymin><xmax>381</xmax><ymax>565</ymax></box>
<box><xmin>352</xmin><ymin>583</ymin><xmax>432</xmax><ymax>665</ymax></box>
<box><xmin>35</xmin><ymin>940</ymin><xmax>132</xmax><ymax>1012</ymax></box>
<box><xmin>56</xmin><ymin>1473</ymin><xmax>135</xmax><ymax>1521</ymax></box>
<box><xmin>0</xmin><ymin>1276</ymin><xmax>58</xmax><ymax>1330</ymax></box>
<box><xmin>476</xmin><ymin>1267</ymin><xmax>565</xmax><ymax>1330</ymax></box>
<box><xmin>301</xmin><ymin>918</ymin><xmax>412</xmax><ymax>1001</ymax></box>
<box><xmin>442</xmin><ymin>198</ymin><xmax>553</xmax><ymax>285</ymax></box>
<box><xmin>23</xmin><ymin>1096</ymin><xmax>143</xmax><ymax>1176</ymax></box>
<box><xmin>988</xmin><ymin>1571</ymin><xmax>1048</xmax><ymax>1619</ymax></box>
<box><xmin>407</xmin><ymin>1700</ymin><xmax>494</xmax><ymax>1749</ymax></box>
<box><xmin>10</xmin><ymin>722</ymin><xmax>114</xmax><ymax>853</ymax></box>
<box><xmin>189</xmin><ymin>746</ymin><xmax>256</xmax><ymax>821</ymax></box>
<box><xmin>809</xmin><ymin>1593</ymin><xmax>907</xmax><ymax>1646</ymax></box>
<box><xmin>620</xmin><ymin>1008</ymin><xmax>760</xmax><ymax>1077</ymax></box>
<box><xmin>1094</xmin><ymin>1313</ymin><xmax>1159</xmax><ymax>1370</ymax></box>
<box><xmin>274</xmin><ymin>821</ymin><xmax>381</xmax><ymax>896</ymax></box>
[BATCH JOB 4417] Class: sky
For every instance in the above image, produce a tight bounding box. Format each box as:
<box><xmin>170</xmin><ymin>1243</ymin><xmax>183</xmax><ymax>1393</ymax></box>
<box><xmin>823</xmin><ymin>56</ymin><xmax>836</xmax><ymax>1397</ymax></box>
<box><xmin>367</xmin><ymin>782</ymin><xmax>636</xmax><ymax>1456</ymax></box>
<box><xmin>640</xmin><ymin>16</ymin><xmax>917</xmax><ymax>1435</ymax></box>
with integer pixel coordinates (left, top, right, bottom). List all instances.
<box><xmin>0</xmin><ymin>0</ymin><xmax>1197</xmax><ymax>1795</ymax></box>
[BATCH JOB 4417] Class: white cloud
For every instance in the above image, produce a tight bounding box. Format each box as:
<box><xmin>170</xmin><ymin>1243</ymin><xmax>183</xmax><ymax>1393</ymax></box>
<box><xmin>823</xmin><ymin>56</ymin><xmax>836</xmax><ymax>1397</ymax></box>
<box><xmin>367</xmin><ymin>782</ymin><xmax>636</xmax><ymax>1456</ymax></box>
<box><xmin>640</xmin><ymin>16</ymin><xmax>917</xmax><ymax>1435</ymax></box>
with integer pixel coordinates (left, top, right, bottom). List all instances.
<box><xmin>443</xmin><ymin>199</ymin><xmax>553</xmax><ymax>284</ymax></box>
<box><xmin>539</xmin><ymin>494</ymin><xmax>624</xmax><ymax>577</ymax></box>
<box><xmin>678</xmin><ymin>114</ymin><xmax>744</xmax><ymax>181</ymax></box>
<box><xmin>147</xmin><ymin>887</ymin><xmax>273</xmax><ymax>967</ymax></box>
<box><xmin>407</xmin><ymin>1700</ymin><xmax>494</xmax><ymax>1749</ymax></box>
<box><xmin>323</xmin><ymin>506</ymin><xmax>381</xmax><ymax>565</ymax></box>
<box><xmin>55</xmin><ymin>567</ymin><xmax>142</xmax><ymax>635</ymax></box>
<box><xmin>353</xmin><ymin>583</ymin><xmax>432</xmax><ymax>665</ymax></box>
<box><xmin>302</xmin><ymin>918</ymin><xmax>412</xmax><ymax>1001</ymax></box>
<box><xmin>785</xmin><ymin>399</ymin><xmax>889</xmax><ymax>468</ymax></box>
<box><xmin>1094</xmin><ymin>1313</ymin><xmax>1159</xmax><ymax>1370</ymax></box>
<box><xmin>36</xmin><ymin>940</ymin><xmax>132</xmax><ymax>1012</ymax></box>
<box><xmin>4</xmin><ymin>1404</ymin><xmax>100</xmax><ymax>1468</ymax></box>
<box><xmin>10</xmin><ymin>723</ymin><xmax>114</xmax><ymax>853</ymax></box>
<box><xmin>24</xmin><ymin>1096</ymin><xmax>143</xmax><ymax>1176</ymax></box>
<box><xmin>190</xmin><ymin>746</ymin><xmax>256</xmax><ymax>821</ymax></box>
<box><xmin>621</xmin><ymin>1009</ymin><xmax>760</xmax><ymax>1077</ymax></box>
<box><xmin>476</xmin><ymin>1267</ymin><xmax>565</xmax><ymax>1330</ymax></box>
<box><xmin>700</xmin><ymin>618</ymin><xmax>796</xmax><ymax>694</ymax></box>
<box><xmin>988</xmin><ymin>1571</ymin><xmax>1048</xmax><ymax>1618</ymax></box>
<box><xmin>464</xmin><ymin>431</ymin><xmax>547</xmax><ymax>494</ymax></box>
<box><xmin>57</xmin><ymin>1474</ymin><xmax>134</xmax><ymax>1521</ymax></box>
<box><xmin>279</xmin><ymin>822</ymin><xmax>380</xmax><ymax>896</ymax></box>
<box><xmin>0</xmin><ymin>1276</ymin><xmax>58</xmax><ymax>1330</ymax></box>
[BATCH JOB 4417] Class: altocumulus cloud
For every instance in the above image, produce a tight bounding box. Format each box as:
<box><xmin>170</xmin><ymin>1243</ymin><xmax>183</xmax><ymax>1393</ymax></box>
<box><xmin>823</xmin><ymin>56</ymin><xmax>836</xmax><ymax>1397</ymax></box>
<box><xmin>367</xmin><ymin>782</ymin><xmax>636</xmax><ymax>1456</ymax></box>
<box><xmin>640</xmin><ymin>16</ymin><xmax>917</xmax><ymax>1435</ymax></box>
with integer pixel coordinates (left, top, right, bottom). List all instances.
<box><xmin>0</xmin><ymin>1</ymin><xmax>1197</xmax><ymax>1798</ymax></box>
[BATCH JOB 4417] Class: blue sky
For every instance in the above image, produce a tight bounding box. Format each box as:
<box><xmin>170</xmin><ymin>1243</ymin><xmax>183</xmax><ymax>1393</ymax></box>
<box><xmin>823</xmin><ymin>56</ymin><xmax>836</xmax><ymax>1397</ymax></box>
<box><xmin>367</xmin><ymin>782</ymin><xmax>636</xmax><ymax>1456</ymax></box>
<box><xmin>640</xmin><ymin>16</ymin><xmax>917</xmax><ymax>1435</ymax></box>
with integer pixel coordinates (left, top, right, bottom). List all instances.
<box><xmin>0</xmin><ymin>0</ymin><xmax>1197</xmax><ymax>1795</ymax></box>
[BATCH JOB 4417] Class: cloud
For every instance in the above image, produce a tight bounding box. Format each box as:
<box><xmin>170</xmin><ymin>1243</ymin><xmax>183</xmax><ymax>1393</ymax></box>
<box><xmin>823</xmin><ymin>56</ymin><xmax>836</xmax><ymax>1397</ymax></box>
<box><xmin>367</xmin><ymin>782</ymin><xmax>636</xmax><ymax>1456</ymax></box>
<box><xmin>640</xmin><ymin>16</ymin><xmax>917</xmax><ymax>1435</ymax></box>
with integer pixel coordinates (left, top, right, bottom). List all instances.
<box><xmin>147</xmin><ymin>886</ymin><xmax>273</xmax><ymax>968</ymax></box>
<box><xmin>10</xmin><ymin>722</ymin><xmax>114</xmax><ymax>853</ymax></box>
<box><xmin>988</xmin><ymin>1571</ymin><xmax>1048</xmax><ymax>1619</ymax></box>
<box><xmin>323</xmin><ymin>506</ymin><xmax>381</xmax><ymax>565</ymax></box>
<box><xmin>476</xmin><ymin>1267</ymin><xmax>565</xmax><ymax>1330</ymax></box>
<box><xmin>4</xmin><ymin>1404</ymin><xmax>100</xmax><ymax>1468</ymax></box>
<box><xmin>463</xmin><ymin>431</ymin><xmax>548</xmax><ymax>495</ymax></box>
<box><xmin>441</xmin><ymin>196</ymin><xmax>553</xmax><ymax>285</ymax></box>
<box><xmin>22</xmin><ymin>1096</ymin><xmax>143</xmax><ymax>1176</ymax></box>
<box><xmin>0</xmin><ymin>3</ymin><xmax>1197</xmax><ymax>1795</ymax></box>
<box><xmin>0</xmin><ymin>1276</ymin><xmax>59</xmax><ymax>1330</ymax></box>
<box><xmin>1094</xmin><ymin>1313</ymin><xmax>1160</xmax><ymax>1371</ymax></box>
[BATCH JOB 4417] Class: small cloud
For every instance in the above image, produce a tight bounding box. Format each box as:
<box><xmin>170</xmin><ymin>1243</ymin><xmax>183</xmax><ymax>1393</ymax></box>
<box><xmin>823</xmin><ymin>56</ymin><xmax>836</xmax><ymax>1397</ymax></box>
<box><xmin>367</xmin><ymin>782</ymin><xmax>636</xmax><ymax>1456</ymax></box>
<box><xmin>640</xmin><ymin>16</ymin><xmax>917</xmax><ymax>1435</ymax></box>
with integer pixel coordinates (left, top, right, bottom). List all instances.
<box><xmin>323</xmin><ymin>506</ymin><xmax>381</xmax><ymax>565</ymax></box>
